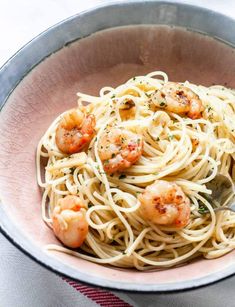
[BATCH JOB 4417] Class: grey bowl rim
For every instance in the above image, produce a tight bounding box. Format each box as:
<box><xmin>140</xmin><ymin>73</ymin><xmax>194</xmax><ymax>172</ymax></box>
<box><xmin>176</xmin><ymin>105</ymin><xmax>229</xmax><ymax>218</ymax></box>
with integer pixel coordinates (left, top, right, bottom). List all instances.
<box><xmin>1</xmin><ymin>0</ymin><xmax>235</xmax><ymax>293</ymax></box>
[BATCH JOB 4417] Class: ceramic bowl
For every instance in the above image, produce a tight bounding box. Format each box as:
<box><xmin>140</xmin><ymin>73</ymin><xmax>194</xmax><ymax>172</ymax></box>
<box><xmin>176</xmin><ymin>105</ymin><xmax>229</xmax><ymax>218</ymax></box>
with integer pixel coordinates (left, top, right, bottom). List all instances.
<box><xmin>0</xmin><ymin>1</ymin><xmax>235</xmax><ymax>292</ymax></box>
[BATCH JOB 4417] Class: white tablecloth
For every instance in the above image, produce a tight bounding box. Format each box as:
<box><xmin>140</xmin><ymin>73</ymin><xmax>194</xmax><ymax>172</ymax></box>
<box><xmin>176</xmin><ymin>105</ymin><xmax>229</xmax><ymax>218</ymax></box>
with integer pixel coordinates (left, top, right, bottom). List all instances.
<box><xmin>1</xmin><ymin>1</ymin><xmax>235</xmax><ymax>306</ymax></box>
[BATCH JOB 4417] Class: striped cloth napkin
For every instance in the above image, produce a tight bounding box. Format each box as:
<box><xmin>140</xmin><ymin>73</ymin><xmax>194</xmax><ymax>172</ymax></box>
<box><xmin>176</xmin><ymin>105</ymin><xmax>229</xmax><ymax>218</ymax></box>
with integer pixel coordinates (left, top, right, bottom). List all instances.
<box><xmin>0</xmin><ymin>232</ymin><xmax>135</xmax><ymax>306</ymax></box>
<box><xmin>1</xmin><ymin>231</ymin><xmax>235</xmax><ymax>307</ymax></box>
<box><xmin>64</xmin><ymin>278</ymin><xmax>131</xmax><ymax>306</ymax></box>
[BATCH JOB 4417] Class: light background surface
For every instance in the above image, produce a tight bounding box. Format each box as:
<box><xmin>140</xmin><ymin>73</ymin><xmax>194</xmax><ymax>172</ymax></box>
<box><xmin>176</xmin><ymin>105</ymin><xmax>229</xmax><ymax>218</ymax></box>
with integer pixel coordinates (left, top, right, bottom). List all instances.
<box><xmin>0</xmin><ymin>1</ymin><xmax>235</xmax><ymax>306</ymax></box>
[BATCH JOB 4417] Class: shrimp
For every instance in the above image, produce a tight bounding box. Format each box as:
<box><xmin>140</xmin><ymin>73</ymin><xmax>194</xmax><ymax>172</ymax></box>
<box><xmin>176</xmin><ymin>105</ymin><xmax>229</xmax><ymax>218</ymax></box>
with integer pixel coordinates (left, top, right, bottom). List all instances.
<box><xmin>55</xmin><ymin>108</ymin><xmax>96</xmax><ymax>154</ymax></box>
<box><xmin>151</xmin><ymin>82</ymin><xmax>204</xmax><ymax>119</ymax></box>
<box><xmin>52</xmin><ymin>195</ymin><xmax>88</xmax><ymax>248</ymax></box>
<box><xmin>138</xmin><ymin>180</ymin><xmax>190</xmax><ymax>228</ymax></box>
<box><xmin>98</xmin><ymin>127</ymin><xmax>143</xmax><ymax>174</ymax></box>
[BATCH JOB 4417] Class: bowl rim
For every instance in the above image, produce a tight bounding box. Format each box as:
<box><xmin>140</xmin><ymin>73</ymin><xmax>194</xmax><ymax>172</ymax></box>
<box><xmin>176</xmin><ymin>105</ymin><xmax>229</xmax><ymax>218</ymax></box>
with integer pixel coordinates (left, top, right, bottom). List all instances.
<box><xmin>1</xmin><ymin>0</ymin><xmax>235</xmax><ymax>292</ymax></box>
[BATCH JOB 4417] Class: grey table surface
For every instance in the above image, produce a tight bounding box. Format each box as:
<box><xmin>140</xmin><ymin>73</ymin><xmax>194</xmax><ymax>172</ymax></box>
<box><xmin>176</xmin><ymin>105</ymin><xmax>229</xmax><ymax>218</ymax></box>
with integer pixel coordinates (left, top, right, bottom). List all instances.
<box><xmin>1</xmin><ymin>0</ymin><xmax>235</xmax><ymax>306</ymax></box>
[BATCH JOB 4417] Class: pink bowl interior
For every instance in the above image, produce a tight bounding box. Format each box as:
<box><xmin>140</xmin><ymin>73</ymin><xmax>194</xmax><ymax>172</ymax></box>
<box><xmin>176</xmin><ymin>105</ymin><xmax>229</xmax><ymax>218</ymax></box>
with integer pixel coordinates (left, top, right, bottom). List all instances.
<box><xmin>1</xmin><ymin>25</ymin><xmax>235</xmax><ymax>288</ymax></box>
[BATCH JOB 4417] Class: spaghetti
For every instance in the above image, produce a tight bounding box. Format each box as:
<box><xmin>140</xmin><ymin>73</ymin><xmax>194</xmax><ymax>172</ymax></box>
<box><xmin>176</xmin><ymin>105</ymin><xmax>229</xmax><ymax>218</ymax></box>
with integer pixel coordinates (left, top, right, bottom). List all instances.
<box><xmin>37</xmin><ymin>71</ymin><xmax>235</xmax><ymax>270</ymax></box>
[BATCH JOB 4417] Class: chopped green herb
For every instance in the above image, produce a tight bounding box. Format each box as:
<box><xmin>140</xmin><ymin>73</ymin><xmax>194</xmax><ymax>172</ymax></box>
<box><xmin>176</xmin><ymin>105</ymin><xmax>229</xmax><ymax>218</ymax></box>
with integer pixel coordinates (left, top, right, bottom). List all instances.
<box><xmin>168</xmin><ymin>134</ymin><xmax>174</xmax><ymax>140</ymax></box>
<box><xmin>156</xmin><ymin>137</ymin><xmax>160</xmax><ymax>141</ymax></box>
<box><xmin>159</xmin><ymin>102</ymin><xmax>166</xmax><ymax>107</ymax></box>
<box><xmin>119</xmin><ymin>174</ymin><xmax>126</xmax><ymax>179</ymax></box>
<box><xmin>133</xmin><ymin>77</ymin><xmax>136</xmax><ymax>81</ymax></box>
<box><xmin>111</xmin><ymin>153</ymin><xmax>115</xmax><ymax>158</ymax></box>
<box><xmin>111</xmin><ymin>94</ymin><xmax>116</xmax><ymax>99</ymax></box>
<box><xmin>198</xmin><ymin>204</ymin><xmax>208</xmax><ymax>214</ymax></box>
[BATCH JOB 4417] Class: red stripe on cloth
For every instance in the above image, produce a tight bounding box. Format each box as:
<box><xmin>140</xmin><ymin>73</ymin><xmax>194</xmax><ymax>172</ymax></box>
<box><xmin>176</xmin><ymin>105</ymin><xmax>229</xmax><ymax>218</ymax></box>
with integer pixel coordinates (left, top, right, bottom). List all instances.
<box><xmin>63</xmin><ymin>278</ymin><xmax>132</xmax><ymax>307</ymax></box>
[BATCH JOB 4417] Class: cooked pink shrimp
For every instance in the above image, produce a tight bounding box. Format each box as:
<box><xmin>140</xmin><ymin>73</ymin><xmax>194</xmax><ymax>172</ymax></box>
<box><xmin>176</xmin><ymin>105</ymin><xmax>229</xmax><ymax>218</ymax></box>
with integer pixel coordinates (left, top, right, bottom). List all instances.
<box><xmin>138</xmin><ymin>180</ymin><xmax>190</xmax><ymax>228</ymax></box>
<box><xmin>98</xmin><ymin>127</ymin><xmax>143</xmax><ymax>174</ymax></box>
<box><xmin>52</xmin><ymin>195</ymin><xmax>88</xmax><ymax>248</ymax></box>
<box><xmin>151</xmin><ymin>82</ymin><xmax>204</xmax><ymax>119</ymax></box>
<box><xmin>55</xmin><ymin>108</ymin><xmax>96</xmax><ymax>154</ymax></box>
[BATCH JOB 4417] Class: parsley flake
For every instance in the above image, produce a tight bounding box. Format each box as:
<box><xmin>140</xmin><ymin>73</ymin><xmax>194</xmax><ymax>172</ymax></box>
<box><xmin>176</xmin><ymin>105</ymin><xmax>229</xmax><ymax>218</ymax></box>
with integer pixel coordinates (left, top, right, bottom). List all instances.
<box><xmin>198</xmin><ymin>204</ymin><xmax>208</xmax><ymax>214</ymax></box>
